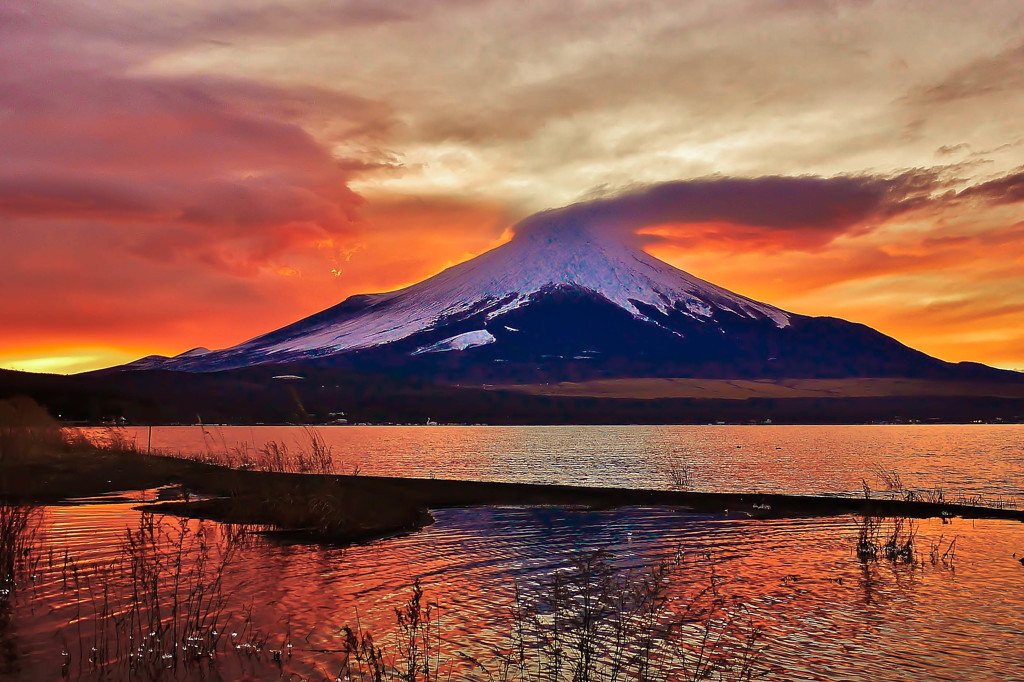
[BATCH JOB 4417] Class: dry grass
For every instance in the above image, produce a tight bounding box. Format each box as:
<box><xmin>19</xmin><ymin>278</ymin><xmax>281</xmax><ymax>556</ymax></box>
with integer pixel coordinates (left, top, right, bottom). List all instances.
<box><xmin>0</xmin><ymin>502</ymin><xmax>45</xmax><ymax>675</ymax></box>
<box><xmin>0</xmin><ymin>398</ymin><xmax>408</xmax><ymax>542</ymax></box>
<box><xmin>663</xmin><ymin>456</ymin><xmax>693</xmax><ymax>490</ymax></box>
<box><xmin>867</xmin><ymin>466</ymin><xmax>1016</xmax><ymax>512</ymax></box>
<box><xmin>51</xmin><ymin>514</ymin><xmax>281</xmax><ymax>680</ymax></box>
<box><xmin>0</xmin><ymin>396</ymin><xmax>65</xmax><ymax>463</ymax></box>
<box><xmin>928</xmin><ymin>535</ymin><xmax>958</xmax><ymax>567</ymax></box>
<box><xmin>855</xmin><ymin>514</ymin><xmax>919</xmax><ymax>565</ymax></box>
<box><xmin>182</xmin><ymin>425</ymin><xmax>337</xmax><ymax>475</ymax></box>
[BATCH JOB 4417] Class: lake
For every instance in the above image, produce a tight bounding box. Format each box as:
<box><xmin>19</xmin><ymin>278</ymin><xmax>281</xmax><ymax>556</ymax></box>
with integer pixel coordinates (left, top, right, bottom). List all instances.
<box><xmin>101</xmin><ymin>423</ymin><xmax>1024</xmax><ymax>500</ymax></box>
<box><xmin>4</xmin><ymin>425</ymin><xmax>1024</xmax><ymax>680</ymax></box>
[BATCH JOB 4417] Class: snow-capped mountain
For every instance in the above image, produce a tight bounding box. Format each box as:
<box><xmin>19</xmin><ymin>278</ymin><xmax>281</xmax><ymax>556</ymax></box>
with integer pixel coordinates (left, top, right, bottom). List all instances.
<box><xmin>125</xmin><ymin>211</ymin><xmax>996</xmax><ymax>382</ymax></box>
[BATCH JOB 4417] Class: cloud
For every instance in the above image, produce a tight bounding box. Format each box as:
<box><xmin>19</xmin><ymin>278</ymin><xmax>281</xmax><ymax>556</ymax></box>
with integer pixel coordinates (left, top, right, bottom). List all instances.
<box><xmin>911</xmin><ymin>42</ymin><xmax>1024</xmax><ymax>106</ymax></box>
<box><xmin>295</xmin><ymin>0</ymin><xmax>1024</xmax><ymax>208</ymax></box>
<box><xmin>0</xmin><ymin>0</ymin><xmax>399</xmax><ymax>359</ymax></box>
<box><xmin>512</xmin><ymin>172</ymin><xmax>947</xmax><ymax>251</ymax></box>
<box><xmin>3</xmin><ymin>0</ymin><xmax>1024</xmax><ymax>372</ymax></box>
<box><xmin>0</xmin><ymin>18</ymin><xmax>395</xmax><ymax>276</ymax></box>
<box><xmin>955</xmin><ymin>168</ymin><xmax>1024</xmax><ymax>206</ymax></box>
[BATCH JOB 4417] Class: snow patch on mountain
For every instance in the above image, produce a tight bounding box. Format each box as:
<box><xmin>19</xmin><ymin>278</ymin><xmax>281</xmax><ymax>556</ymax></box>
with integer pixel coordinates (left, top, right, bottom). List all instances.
<box><xmin>413</xmin><ymin>330</ymin><xmax>496</xmax><ymax>355</ymax></box>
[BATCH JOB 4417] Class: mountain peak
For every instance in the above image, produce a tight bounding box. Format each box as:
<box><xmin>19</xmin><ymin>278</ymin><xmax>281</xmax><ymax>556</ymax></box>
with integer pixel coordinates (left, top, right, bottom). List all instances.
<box><xmin>240</xmin><ymin>219</ymin><xmax>788</xmax><ymax>357</ymax></box>
<box><xmin>131</xmin><ymin>216</ymin><xmax>793</xmax><ymax>371</ymax></box>
<box><xmin>113</xmin><ymin>210</ymin><xmax>1017</xmax><ymax>386</ymax></box>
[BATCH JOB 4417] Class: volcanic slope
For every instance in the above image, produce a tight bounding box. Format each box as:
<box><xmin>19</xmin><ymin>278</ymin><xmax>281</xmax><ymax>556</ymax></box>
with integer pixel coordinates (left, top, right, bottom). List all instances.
<box><xmin>126</xmin><ymin>214</ymin><xmax>1012</xmax><ymax>384</ymax></box>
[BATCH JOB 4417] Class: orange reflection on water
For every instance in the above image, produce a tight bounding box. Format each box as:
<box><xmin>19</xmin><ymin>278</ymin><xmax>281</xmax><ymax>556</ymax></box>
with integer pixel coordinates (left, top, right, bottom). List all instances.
<box><xmin>94</xmin><ymin>424</ymin><xmax>1024</xmax><ymax>503</ymax></box>
<box><xmin>7</xmin><ymin>499</ymin><xmax>1024</xmax><ymax>680</ymax></box>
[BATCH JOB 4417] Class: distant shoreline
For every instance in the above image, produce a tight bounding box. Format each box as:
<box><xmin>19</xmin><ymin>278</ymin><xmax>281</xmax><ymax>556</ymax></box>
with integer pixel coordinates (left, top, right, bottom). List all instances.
<box><xmin>4</xmin><ymin>366</ymin><xmax>1024</xmax><ymax>426</ymax></box>
<box><xmin>74</xmin><ymin>413</ymin><xmax>1024</xmax><ymax>425</ymax></box>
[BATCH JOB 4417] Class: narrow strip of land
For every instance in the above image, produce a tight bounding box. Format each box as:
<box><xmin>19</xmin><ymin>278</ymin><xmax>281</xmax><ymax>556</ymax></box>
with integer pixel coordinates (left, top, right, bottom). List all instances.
<box><xmin>4</xmin><ymin>448</ymin><xmax>1021</xmax><ymax>546</ymax></box>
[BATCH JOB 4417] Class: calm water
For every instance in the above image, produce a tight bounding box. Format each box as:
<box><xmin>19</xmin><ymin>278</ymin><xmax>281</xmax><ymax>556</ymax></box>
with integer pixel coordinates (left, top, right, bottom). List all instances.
<box><xmin>104</xmin><ymin>423</ymin><xmax>1024</xmax><ymax>500</ymax></box>
<box><xmin>5</xmin><ymin>425</ymin><xmax>1024</xmax><ymax>680</ymax></box>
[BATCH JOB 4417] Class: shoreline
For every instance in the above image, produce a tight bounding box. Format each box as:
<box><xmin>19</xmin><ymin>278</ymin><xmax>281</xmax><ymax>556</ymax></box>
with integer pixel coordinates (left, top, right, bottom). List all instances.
<box><xmin>149</xmin><ymin>473</ymin><xmax>1024</xmax><ymax>545</ymax></box>
<box><xmin>69</xmin><ymin>418</ymin><xmax>1024</xmax><ymax>427</ymax></box>
<box><xmin>4</xmin><ymin>449</ymin><xmax>1021</xmax><ymax>546</ymax></box>
<box><xmin>5</xmin><ymin>366</ymin><xmax>1024</xmax><ymax>426</ymax></box>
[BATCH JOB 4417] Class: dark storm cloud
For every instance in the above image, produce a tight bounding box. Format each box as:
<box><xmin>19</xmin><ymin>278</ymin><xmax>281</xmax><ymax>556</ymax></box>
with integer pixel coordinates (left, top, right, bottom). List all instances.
<box><xmin>514</xmin><ymin>172</ymin><xmax>949</xmax><ymax>250</ymax></box>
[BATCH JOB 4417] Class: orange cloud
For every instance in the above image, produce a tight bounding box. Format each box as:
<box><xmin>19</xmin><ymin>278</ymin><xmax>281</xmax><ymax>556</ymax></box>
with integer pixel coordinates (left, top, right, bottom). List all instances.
<box><xmin>343</xmin><ymin>195</ymin><xmax>517</xmax><ymax>290</ymax></box>
<box><xmin>0</xmin><ymin>9</ymin><xmax>398</xmax><ymax>369</ymax></box>
<box><xmin>0</xmin><ymin>194</ymin><xmax>514</xmax><ymax>371</ymax></box>
<box><xmin>645</xmin><ymin>209</ymin><xmax>1024</xmax><ymax>370</ymax></box>
<box><xmin>3</xmin><ymin>2</ymin><xmax>1024</xmax><ymax>374</ymax></box>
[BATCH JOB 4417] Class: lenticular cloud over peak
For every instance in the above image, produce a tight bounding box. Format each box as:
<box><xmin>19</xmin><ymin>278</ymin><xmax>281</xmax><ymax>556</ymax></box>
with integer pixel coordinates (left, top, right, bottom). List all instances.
<box><xmin>115</xmin><ymin>168</ymin><xmax>1022</xmax><ymax>385</ymax></box>
<box><xmin>512</xmin><ymin>173</ymin><xmax>944</xmax><ymax>251</ymax></box>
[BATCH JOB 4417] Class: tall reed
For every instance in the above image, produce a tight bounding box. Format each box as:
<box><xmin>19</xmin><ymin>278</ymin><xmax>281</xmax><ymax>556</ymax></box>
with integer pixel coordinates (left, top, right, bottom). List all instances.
<box><xmin>339</xmin><ymin>548</ymin><xmax>765</xmax><ymax>682</ymax></box>
<box><xmin>0</xmin><ymin>502</ymin><xmax>44</xmax><ymax>675</ymax></box>
<box><xmin>179</xmin><ymin>425</ymin><xmax>337</xmax><ymax>475</ymax></box>
<box><xmin>52</xmin><ymin>513</ymin><xmax>276</xmax><ymax>680</ymax></box>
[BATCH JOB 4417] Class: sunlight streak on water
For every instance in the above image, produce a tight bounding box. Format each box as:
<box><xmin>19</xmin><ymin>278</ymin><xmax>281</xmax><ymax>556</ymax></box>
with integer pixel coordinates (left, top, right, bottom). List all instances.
<box><xmin>93</xmin><ymin>424</ymin><xmax>1024</xmax><ymax>502</ymax></box>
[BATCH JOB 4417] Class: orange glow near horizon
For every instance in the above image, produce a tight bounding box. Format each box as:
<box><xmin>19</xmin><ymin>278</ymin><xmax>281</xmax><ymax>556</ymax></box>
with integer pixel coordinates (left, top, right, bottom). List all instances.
<box><xmin>3</xmin><ymin>2</ymin><xmax>1023</xmax><ymax>375</ymax></box>
<box><xmin>0</xmin><ymin>196</ymin><xmax>517</xmax><ymax>374</ymax></box>
<box><xmin>4</xmin><ymin>199</ymin><xmax>1024</xmax><ymax>374</ymax></box>
<box><xmin>642</xmin><ymin>213</ymin><xmax>1024</xmax><ymax>371</ymax></box>
<box><xmin>4</xmin><ymin>205</ymin><xmax>1023</xmax><ymax>375</ymax></box>
<box><xmin>0</xmin><ymin>347</ymin><xmax>157</xmax><ymax>375</ymax></box>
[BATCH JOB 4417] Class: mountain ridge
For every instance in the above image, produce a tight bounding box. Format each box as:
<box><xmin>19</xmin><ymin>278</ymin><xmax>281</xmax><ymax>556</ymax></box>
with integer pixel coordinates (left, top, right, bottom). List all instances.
<box><xmin>118</xmin><ymin>215</ymin><xmax>1015</xmax><ymax>385</ymax></box>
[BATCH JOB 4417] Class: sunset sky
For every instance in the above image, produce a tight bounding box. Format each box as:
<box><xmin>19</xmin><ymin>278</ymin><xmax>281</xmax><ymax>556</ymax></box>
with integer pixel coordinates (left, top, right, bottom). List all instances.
<box><xmin>2</xmin><ymin>1</ymin><xmax>1023</xmax><ymax>374</ymax></box>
